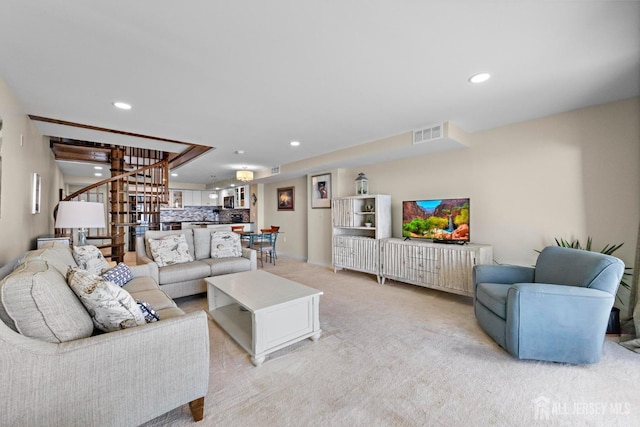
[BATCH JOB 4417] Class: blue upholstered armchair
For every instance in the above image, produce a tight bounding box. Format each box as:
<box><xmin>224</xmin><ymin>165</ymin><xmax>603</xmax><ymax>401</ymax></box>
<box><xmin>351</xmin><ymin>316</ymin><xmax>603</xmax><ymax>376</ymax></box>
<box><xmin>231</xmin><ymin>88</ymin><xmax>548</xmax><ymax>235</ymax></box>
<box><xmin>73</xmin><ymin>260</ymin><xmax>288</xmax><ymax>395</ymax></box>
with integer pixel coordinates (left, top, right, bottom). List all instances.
<box><xmin>473</xmin><ymin>246</ymin><xmax>625</xmax><ymax>364</ymax></box>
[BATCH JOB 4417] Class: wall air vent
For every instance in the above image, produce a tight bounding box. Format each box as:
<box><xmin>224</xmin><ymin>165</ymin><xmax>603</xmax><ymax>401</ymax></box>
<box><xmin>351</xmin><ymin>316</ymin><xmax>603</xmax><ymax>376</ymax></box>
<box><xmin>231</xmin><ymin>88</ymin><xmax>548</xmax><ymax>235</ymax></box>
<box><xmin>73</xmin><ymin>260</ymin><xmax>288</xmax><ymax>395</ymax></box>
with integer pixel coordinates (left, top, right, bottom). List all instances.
<box><xmin>413</xmin><ymin>123</ymin><xmax>444</xmax><ymax>144</ymax></box>
<box><xmin>271</xmin><ymin>166</ymin><xmax>281</xmax><ymax>175</ymax></box>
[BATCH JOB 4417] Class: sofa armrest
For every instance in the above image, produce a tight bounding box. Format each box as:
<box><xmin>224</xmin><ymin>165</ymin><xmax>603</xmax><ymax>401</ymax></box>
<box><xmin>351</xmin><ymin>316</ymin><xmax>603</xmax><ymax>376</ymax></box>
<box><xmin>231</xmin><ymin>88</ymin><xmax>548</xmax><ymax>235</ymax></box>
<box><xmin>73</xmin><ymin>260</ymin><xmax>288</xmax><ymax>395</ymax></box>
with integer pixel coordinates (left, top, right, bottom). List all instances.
<box><xmin>506</xmin><ymin>283</ymin><xmax>614</xmax><ymax>363</ymax></box>
<box><xmin>135</xmin><ymin>236</ymin><xmax>159</xmax><ymax>283</ymax></box>
<box><xmin>242</xmin><ymin>247</ymin><xmax>258</xmax><ymax>271</ymax></box>
<box><xmin>0</xmin><ymin>310</ymin><xmax>209</xmax><ymax>426</ymax></box>
<box><xmin>128</xmin><ymin>262</ymin><xmax>157</xmax><ymax>279</ymax></box>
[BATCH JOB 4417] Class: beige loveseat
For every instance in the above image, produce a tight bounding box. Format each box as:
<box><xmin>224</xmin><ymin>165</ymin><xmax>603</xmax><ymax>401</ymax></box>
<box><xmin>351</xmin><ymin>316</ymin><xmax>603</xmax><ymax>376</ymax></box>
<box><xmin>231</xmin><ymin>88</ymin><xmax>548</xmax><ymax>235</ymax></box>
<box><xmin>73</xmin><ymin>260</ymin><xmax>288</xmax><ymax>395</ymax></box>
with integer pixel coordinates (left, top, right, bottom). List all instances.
<box><xmin>0</xmin><ymin>242</ymin><xmax>209</xmax><ymax>426</ymax></box>
<box><xmin>136</xmin><ymin>228</ymin><xmax>257</xmax><ymax>298</ymax></box>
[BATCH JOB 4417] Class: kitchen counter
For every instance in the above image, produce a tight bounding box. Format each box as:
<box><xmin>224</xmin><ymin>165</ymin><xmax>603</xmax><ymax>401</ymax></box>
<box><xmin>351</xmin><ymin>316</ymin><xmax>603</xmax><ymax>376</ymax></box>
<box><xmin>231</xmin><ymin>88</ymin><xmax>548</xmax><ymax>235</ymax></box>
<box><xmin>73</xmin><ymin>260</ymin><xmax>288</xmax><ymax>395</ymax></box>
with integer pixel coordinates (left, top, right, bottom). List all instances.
<box><xmin>181</xmin><ymin>222</ymin><xmax>254</xmax><ymax>232</ymax></box>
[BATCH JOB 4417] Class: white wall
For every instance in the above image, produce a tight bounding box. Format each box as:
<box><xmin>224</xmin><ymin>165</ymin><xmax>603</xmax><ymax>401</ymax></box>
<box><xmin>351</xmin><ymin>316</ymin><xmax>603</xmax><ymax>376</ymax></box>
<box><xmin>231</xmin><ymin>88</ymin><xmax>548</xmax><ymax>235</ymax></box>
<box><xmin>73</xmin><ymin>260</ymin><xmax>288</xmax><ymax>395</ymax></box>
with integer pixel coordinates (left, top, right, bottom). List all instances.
<box><xmin>263</xmin><ymin>176</ymin><xmax>307</xmax><ymax>260</ymax></box>
<box><xmin>0</xmin><ymin>76</ymin><xmax>65</xmax><ymax>264</ymax></box>
<box><xmin>291</xmin><ymin>99</ymin><xmax>639</xmax><ymax>305</ymax></box>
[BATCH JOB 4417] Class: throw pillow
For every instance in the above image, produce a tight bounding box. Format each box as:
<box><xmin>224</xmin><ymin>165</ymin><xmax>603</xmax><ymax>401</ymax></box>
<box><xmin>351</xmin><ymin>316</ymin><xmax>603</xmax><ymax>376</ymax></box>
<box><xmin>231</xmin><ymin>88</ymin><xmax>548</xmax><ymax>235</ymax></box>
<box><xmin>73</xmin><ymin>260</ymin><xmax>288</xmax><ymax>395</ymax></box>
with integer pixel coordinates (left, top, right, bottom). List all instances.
<box><xmin>67</xmin><ymin>268</ymin><xmax>146</xmax><ymax>332</ymax></box>
<box><xmin>210</xmin><ymin>231</ymin><xmax>242</xmax><ymax>259</ymax></box>
<box><xmin>72</xmin><ymin>245</ymin><xmax>111</xmax><ymax>275</ymax></box>
<box><xmin>137</xmin><ymin>300</ymin><xmax>160</xmax><ymax>323</ymax></box>
<box><xmin>0</xmin><ymin>260</ymin><xmax>94</xmax><ymax>342</ymax></box>
<box><xmin>147</xmin><ymin>234</ymin><xmax>193</xmax><ymax>267</ymax></box>
<box><xmin>101</xmin><ymin>262</ymin><xmax>134</xmax><ymax>287</ymax></box>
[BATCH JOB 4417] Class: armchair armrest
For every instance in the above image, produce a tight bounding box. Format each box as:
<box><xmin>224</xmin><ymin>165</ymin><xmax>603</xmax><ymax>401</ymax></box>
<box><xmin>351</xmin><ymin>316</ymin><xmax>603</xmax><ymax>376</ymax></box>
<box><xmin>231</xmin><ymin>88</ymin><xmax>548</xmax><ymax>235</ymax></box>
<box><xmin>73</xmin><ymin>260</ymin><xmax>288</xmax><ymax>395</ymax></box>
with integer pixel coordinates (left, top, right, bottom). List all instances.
<box><xmin>506</xmin><ymin>283</ymin><xmax>614</xmax><ymax>363</ymax></box>
<box><xmin>474</xmin><ymin>264</ymin><xmax>534</xmax><ymax>285</ymax></box>
<box><xmin>1</xmin><ymin>310</ymin><xmax>209</xmax><ymax>426</ymax></box>
<box><xmin>242</xmin><ymin>247</ymin><xmax>258</xmax><ymax>271</ymax></box>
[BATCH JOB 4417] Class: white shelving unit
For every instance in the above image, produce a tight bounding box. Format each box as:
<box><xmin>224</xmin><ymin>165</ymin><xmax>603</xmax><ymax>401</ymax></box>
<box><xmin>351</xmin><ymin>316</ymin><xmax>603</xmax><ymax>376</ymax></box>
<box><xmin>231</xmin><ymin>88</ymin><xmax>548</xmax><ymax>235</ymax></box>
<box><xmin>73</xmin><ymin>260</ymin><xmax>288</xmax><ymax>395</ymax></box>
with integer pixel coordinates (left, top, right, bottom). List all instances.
<box><xmin>380</xmin><ymin>238</ymin><xmax>493</xmax><ymax>296</ymax></box>
<box><xmin>331</xmin><ymin>194</ymin><xmax>391</xmax><ymax>282</ymax></box>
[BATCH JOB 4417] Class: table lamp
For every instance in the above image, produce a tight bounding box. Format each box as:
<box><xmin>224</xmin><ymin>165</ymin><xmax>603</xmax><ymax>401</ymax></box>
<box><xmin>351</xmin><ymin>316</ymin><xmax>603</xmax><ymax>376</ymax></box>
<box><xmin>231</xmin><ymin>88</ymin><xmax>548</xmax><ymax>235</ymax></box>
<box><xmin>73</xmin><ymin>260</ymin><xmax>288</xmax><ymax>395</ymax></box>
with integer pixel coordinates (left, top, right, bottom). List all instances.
<box><xmin>55</xmin><ymin>201</ymin><xmax>106</xmax><ymax>246</ymax></box>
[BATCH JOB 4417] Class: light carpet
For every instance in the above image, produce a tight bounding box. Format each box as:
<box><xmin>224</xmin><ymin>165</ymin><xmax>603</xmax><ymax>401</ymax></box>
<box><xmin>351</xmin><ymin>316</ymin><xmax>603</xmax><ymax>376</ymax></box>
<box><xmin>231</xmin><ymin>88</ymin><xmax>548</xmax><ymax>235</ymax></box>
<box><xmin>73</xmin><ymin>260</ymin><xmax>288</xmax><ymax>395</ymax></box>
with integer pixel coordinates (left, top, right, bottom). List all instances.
<box><xmin>142</xmin><ymin>257</ymin><xmax>640</xmax><ymax>426</ymax></box>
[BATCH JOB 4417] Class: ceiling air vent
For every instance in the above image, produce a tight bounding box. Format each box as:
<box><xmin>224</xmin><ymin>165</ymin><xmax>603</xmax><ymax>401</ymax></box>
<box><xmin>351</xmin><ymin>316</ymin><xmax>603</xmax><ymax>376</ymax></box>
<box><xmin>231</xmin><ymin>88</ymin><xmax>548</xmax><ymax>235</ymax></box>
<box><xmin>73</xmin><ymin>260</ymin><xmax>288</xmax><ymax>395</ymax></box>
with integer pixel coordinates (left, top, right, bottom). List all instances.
<box><xmin>413</xmin><ymin>123</ymin><xmax>443</xmax><ymax>144</ymax></box>
<box><xmin>271</xmin><ymin>166</ymin><xmax>281</xmax><ymax>175</ymax></box>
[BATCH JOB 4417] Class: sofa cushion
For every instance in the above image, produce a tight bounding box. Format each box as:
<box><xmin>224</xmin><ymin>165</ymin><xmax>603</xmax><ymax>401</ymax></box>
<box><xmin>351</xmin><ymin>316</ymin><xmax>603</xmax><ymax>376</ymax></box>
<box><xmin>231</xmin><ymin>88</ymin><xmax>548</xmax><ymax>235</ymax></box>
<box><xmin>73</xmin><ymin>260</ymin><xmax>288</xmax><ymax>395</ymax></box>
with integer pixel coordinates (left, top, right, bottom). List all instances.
<box><xmin>101</xmin><ymin>262</ymin><xmax>134</xmax><ymax>286</ymax></box>
<box><xmin>67</xmin><ymin>268</ymin><xmax>146</xmax><ymax>332</ymax></box>
<box><xmin>210</xmin><ymin>231</ymin><xmax>242</xmax><ymax>259</ymax></box>
<box><xmin>155</xmin><ymin>306</ymin><xmax>186</xmax><ymax>320</ymax></box>
<box><xmin>147</xmin><ymin>234</ymin><xmax>194</xmax><ymax>267</ymax></box>
<box><xmin>122</xmin><ymin>276</ymin><xmax>160</xmax><ymax>294</ymax></box>
<box><xmin>19</xmin><ymin>242</ymin><xmax>77</xmax><ymax>276</ymax></box>
<box><xmin>193</xmin><ymin>228</ymin><xmax>213</xmax><ymax>260</ymax></box>
<box><xmin>202</xmin><ymin>257</ymin><xmax>252</xmax><ymax>276</ymax></box>
<box><xmin>158</xmin><ymin>260</ymin><xmax>211</xmax><ymax>284</ymax></box>
<box><xmin>73</xmin><ymin>245</ymin><xmax>111</xmax><ymax>275</ymax></box>
<box><xmin>0</xmin><ymin>260</ymin><xmax>94</xmax><ymax>342</ymax></box>
<box><xmin>128</xmin><ymin>289</ymin><xmax>177</xmax><ymax>311</ymax></box>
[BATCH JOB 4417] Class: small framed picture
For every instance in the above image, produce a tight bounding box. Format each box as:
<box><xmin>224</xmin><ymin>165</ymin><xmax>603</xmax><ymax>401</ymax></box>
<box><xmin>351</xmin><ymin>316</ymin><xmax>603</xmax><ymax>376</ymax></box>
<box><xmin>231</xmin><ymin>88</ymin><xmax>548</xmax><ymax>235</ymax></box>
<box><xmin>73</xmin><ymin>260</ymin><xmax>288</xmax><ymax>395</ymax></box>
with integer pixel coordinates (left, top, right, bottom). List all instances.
<box><xmin>311</xmin><ymin>173</ymin><xmax>331</xmax><ymax>209</ymax></box>
<box><xmin>277</xmin><ymin>186</ymin><xmax>295</xmax><ymax>211</ymax></box>
<box><xmin>32</xmin><ymin>172</ymin><xmax>41</xmax><ymax>214</ymax></box>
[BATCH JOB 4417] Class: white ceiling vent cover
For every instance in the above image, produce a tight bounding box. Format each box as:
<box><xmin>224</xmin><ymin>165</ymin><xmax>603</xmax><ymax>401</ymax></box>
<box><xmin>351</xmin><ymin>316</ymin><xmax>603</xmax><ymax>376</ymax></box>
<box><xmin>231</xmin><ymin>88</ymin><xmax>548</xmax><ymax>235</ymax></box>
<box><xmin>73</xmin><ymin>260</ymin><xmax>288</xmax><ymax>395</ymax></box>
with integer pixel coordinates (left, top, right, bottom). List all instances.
<box><xmin>271</xmin><ymin>165</ymin><xmax>281</xmax><ymax>175</ymax></box>
<box><xmin>413</xmin><ymin>123</ymin><xmax>444</xmax><ymax>144</ymax></box>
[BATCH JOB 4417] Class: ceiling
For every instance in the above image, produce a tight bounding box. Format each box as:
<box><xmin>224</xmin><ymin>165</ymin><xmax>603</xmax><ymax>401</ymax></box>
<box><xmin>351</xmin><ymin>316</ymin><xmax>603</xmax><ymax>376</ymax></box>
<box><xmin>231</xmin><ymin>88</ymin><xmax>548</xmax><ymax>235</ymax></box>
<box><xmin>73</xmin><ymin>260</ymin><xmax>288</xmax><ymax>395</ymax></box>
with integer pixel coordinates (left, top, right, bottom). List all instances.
<box><xmin>1</xmin><ymin>1</ymin><xmax>638</xmax><ymax>186</ymax></box>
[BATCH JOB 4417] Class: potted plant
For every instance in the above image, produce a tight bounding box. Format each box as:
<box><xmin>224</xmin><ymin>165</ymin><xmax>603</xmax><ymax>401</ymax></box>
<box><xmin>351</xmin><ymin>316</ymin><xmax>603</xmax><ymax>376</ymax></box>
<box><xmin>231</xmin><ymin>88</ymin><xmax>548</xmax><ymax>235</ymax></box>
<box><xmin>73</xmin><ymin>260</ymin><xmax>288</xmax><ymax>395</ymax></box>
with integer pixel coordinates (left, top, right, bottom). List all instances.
<box><xmin>364</xmin><ymin>216</ymin><xmax>373</xmax><ymax>228</ymax></box>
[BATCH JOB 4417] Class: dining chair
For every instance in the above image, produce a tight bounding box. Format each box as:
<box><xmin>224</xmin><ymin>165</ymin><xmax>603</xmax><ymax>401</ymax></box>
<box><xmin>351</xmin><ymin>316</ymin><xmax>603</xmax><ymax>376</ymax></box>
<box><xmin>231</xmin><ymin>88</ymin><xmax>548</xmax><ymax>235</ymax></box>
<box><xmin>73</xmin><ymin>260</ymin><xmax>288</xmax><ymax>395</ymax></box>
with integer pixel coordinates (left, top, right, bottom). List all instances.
<box><xmin>231</xmin><ymin>225</ymin><xmax>245</xmax><ymax>233</ymax></box>
<box><xmin>251</xmin><ymin>231</ymin><xmax>276</xmax><ymax>267</ymax></box>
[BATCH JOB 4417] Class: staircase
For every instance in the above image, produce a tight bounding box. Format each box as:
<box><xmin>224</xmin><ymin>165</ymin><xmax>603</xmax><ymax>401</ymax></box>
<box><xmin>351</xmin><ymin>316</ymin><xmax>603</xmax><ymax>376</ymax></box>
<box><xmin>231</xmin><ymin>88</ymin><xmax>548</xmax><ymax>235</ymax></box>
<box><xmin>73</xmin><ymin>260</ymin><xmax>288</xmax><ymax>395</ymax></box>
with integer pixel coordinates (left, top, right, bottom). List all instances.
<box><xmin>54</xmin><ymin>143</ymin><xmax>171</xmax><ymax>263</ymax></box>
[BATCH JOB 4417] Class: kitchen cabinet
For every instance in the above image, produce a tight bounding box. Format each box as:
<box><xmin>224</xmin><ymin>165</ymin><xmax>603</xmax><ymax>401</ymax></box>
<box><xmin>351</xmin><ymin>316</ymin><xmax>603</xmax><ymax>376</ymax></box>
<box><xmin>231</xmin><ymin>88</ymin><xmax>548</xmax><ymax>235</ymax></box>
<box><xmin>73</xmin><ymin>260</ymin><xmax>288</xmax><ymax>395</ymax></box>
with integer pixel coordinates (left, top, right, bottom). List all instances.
<box><xmin>182</xmin><ymin>190</ymin><xmax>201</xmax><ymax>207</ymax></box>
<box><xmin>201</xmin><ymin>190</ymin><xmax>219</xmax><ymax>206</ymax></box>
<box><xmin>235</xmin><ymin>185</ymin><xmax>249</xmax><ymax>209</ymax></box>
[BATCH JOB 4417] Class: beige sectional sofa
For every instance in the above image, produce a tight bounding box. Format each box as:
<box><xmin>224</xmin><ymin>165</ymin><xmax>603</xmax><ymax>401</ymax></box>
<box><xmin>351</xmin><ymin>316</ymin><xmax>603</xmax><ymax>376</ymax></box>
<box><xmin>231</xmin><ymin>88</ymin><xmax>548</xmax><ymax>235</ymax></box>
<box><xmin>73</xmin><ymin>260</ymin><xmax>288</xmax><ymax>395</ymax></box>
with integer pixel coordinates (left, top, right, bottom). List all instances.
<box><xmin>136</xmin><ymin>228</ymin><xmax>257</xmax><ymax>298</ymax></box>
<box><xmin>0</xmin><ymin>242</ymin><xmax>209</xmax><ymax>426</ymax></box>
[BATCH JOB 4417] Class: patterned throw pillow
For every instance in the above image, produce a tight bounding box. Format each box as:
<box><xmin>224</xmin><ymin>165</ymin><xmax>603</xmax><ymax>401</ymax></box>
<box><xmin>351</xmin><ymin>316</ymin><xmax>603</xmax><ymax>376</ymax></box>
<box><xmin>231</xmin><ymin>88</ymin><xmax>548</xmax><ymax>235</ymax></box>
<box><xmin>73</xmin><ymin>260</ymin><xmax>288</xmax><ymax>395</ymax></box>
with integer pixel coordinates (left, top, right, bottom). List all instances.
<box><xmin>210</xmin><ymin>231</ymin><xmax>242</xmax><ymax>259</ymax></box>
<box><xmin>147</xmin><ymin>234</ymin><xmax>193</xmax><ymax>267</ymax></box>
<box><xmin>67</xmin><ymin>268</ymin><xmax>146</xmax><ymax>332</ymax></box>
<box><xmin>101</xmin><ymin>262</ymin><xmax>134</xmax><ymax>287</ymax></box>
<box><xmin>137</xmin><ymin>300</ymin><xmax>160</xmax><ymax>323</ymax></box>
<box><xmin>72</xmin><ymin>245</ymin><xmax>111</xmax><ymax>275</ymax></box>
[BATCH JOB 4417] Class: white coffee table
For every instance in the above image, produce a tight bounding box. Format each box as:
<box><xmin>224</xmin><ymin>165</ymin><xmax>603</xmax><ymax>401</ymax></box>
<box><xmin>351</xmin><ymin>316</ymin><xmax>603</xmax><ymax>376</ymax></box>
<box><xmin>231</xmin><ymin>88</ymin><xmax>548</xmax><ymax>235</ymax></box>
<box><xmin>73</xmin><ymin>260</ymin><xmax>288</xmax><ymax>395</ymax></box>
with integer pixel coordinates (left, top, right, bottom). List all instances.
<box><xmin>206</xmin><ymin>270</ymin><xmax>323</xmax><ymax>366</ymax></box>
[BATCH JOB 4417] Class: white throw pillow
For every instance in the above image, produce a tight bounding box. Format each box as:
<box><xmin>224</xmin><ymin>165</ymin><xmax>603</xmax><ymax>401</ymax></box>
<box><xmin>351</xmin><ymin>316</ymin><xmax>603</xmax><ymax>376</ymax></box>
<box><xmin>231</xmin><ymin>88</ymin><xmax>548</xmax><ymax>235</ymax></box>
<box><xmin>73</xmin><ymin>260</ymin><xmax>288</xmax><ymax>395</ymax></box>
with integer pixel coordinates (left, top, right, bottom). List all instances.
<box><xmin>210</xmin><ymin>231</ymin><xmax>242</xmax><ymax>259</ymax></box>
<box><xmin>147</xmin><ymin>234</ymin><xmax>193</xmax><ymax>267</ymax></box>
<box><xmin>72</xmin><ymin>245</ymin><xmax>111</xmax><ymax>275</ymax></box>
<box><xmin>67</xmin><ymin>268</ymin><xmax>146</xmax><ymax>332</ymax></box>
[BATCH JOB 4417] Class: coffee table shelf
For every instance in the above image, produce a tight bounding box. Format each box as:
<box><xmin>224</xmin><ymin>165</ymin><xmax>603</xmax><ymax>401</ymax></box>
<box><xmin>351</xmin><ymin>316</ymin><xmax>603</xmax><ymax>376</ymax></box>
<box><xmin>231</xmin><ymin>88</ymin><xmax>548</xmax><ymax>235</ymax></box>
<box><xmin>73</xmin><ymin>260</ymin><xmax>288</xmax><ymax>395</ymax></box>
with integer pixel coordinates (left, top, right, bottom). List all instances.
<box><xmin>206</xmin><ymin>270</ymin><xmax>323</xmax><ymax>366</ymax></box>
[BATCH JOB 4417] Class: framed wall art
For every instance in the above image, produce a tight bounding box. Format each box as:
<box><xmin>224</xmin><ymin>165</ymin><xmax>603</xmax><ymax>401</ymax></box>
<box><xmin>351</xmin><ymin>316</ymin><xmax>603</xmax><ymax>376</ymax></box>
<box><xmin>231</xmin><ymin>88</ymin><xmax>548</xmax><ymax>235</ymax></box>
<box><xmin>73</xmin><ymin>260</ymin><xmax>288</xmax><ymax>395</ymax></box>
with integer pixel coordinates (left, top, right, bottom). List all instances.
<box><xmin>31</xmin><ymin>172</ymin><xmax>41</xmax><ymax>214</ymax></box>
<box><xmin>311</xmin><ymin>173</ymin><xmax>331</xmax><ymax>209</ymax></box>
<box><xmin>277</xmin><ymin>186</ymin><xmax>294</xmax><ymax>211</ymax></box>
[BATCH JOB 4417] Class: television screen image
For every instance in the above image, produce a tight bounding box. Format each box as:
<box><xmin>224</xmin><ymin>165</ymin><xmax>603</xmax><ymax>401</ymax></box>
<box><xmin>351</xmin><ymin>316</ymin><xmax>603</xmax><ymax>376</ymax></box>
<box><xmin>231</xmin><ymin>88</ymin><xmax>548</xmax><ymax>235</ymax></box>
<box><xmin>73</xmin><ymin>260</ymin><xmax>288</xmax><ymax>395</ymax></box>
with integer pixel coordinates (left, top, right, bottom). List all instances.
<box><xmin>402</xmin><ymin>198</ymin><xmax>470</xmax><ymax>242</ymax></box>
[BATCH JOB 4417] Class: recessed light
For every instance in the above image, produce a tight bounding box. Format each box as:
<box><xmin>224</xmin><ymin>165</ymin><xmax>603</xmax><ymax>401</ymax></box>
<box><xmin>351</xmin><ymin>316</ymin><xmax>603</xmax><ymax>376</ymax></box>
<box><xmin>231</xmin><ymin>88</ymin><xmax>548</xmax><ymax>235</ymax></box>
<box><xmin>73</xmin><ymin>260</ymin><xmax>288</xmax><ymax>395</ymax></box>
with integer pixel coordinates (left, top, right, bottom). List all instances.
<box><xmin>113</xmin><ymin>101</ymin><xmax>132</xmax><ymax>110</ymax></box>
<box><xmin>235</xmin><ymin>150</ymin><xmax>245</xmax><ymax>155</ymax></box>
<box><xmin>171</xmin><ymin>173</ymin><xmax>178</xmax><ymax>177</ymax></box>
<box><xmin>468</xmin><ymin>73</ymin><xmax>491</xmax><ymax>84</ymax></box>
<box><xmin>94</xmin><ymin>173</ymin><xmax>102</xmax><ymax>177</ymax></box>
<box><xmin>230</xmin><ymin>184</ymin><xmax>235</xmax><ymax>187</ymax></box>
<box><xmin>215</xmin><ymin>187</ymin><xmax>220</xmax><ymax>190</ymax></box>
<box><xmin>94</xmin><ymin>166</ymin><xmax>103</xmax><ymax>170</ymax></box>
<box><xmin>290</xmin><ymin>141</ymin><xmax>300</xmax><ymax>147</ymax></box>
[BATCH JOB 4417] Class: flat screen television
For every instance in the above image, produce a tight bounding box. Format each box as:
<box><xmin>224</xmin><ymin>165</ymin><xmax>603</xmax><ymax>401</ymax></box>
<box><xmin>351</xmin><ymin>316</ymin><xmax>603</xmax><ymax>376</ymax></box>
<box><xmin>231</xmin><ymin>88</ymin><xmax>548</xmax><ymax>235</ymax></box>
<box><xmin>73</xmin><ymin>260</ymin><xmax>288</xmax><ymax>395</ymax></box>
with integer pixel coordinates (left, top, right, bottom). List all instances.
<box><xmin>402</xmin><ymin>198</ymin><xmax>470</xmax><ymax>242</ymax></box>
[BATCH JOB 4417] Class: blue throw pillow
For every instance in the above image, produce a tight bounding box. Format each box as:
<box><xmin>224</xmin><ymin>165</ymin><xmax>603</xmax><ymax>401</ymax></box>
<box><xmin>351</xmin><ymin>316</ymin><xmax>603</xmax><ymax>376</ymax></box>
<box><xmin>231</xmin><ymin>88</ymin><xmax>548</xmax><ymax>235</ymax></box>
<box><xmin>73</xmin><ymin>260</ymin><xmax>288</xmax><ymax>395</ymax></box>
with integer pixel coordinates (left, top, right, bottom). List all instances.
<box><xmin>100</xmin><ymin>262</ymin><xmax>134</xmax><ymax>287</ymax></box>
<box><xmin>137</xmin><ymin>300</ymin><xmax>160</xmax><ymax>323</ymax></box>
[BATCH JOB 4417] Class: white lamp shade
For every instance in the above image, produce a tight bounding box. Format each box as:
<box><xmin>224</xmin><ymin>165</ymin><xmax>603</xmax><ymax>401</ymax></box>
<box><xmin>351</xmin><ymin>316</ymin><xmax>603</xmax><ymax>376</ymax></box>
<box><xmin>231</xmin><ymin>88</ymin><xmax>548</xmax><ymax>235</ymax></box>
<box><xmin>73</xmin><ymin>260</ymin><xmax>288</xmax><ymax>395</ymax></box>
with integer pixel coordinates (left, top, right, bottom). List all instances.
<box><xmin>55</xmin><ymin>201</ymin><xmax>106</xmax><ymax>229</ymax></box>
<box><xmin>236</xmin><ymin>170</ymin><xmax>253</xmax><ymax>182</ymax></box>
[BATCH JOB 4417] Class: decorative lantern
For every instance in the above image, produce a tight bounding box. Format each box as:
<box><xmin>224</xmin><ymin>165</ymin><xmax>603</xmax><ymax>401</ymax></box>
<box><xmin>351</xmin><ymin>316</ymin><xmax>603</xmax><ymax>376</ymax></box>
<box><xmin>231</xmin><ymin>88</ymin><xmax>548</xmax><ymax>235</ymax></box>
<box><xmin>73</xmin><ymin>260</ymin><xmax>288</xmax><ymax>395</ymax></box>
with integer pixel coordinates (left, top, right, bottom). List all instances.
<box><xmin>355</xmin><ymin>172</ymin><xmax>368</xmax><ymax>195</ymax></box>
